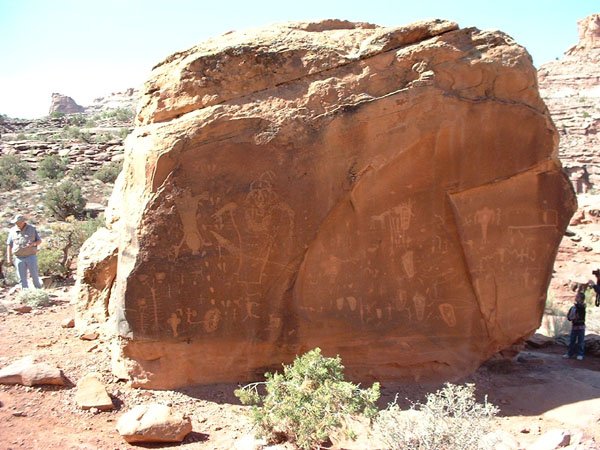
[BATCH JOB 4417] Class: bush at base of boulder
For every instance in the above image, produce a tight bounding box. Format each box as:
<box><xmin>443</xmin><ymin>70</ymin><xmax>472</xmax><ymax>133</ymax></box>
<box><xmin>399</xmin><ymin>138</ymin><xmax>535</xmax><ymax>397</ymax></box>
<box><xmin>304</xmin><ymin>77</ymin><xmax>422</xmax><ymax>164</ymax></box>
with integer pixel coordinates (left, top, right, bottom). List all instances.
<box><xmin>116</xmin><ymin>404</ymin><xmax>192</xmax><ymax>443</ymax></box>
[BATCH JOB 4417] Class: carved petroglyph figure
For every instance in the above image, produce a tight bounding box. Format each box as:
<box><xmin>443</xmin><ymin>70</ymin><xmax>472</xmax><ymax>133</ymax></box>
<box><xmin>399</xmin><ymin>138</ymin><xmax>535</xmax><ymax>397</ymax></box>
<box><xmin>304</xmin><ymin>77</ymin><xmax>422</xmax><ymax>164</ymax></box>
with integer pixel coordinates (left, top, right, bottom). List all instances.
<box><xmin>401</xmin><ymin>251</ymin><xmax>415</xmax><ymax>278</ymax></box>
<box><xmin>243</xmin><ymin>298</ymin><xmax>260</xmax><ymax>321</ymax></box>
<box><xmin>474</xmin><ymin>206</ymin><xmax>496</xmax><ymax>244</ymax></box>
<box><xmin>412</xmin><ymin>291</ymin><xmax>426</xmax><ymax>321</ymax></box>
<box><xmin>173</xmin><ymin>189</ymin><xmax>210</xmax><ymax>257</ymax></box>
<box><xmin>137</xmin><ymin>298</ymin><xmax>148</xmax><ymax>334</ymax></box>
<box><xmin>371</xmin><ymin>200</ymin><xmax>414</xmax><ymax>252</ymax></box>
<box><xmin>439</xmin><ymin>303</ymin><xmax>457</xmax><ymax>327</ymax></box>
<box><xmin>335</xmin><ymin>296</ymin><xmax>358</xmax><ymax>311</ymax></box>
<box><xmin>239</xmin><ymin>172</ymin><xmax>295</xmax><ymax>284</ymax></box>
<box><xmin>203</xmin><ymin>308</ymin><xmax>221</xmax><ymax>333</ymax></box>
<box><xmin>167</xmin><ymin>313</ymin><xmax>181</xmax><ymax>337</ymax></box>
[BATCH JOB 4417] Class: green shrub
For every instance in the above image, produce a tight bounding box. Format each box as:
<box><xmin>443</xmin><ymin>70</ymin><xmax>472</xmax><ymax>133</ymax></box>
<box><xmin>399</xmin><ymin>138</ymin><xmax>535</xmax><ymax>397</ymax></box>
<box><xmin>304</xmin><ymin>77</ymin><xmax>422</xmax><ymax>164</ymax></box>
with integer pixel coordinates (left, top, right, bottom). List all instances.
<box><xmin>37</xmin><ymin>155</ymin><xmax>69</xmax><ymax>180</ymax></box>
<box><xmin>375</xmin><ymin>383</ymin><xmax>499</xmax><ymax>450</ymax></box>
<box><xmin>102</xmin><ymin>107</ymin><xmax>134</xmax><ymax>122</ymax></box>
<box><xmin>68</xmin><ymin>164</ymin><xmax>90</xmax><ymax>179</ymax></box>
<box><xmin>38</xmin><ymin>248</ymin><xmax>68</xmax><ymax>277</ymax></box>
<box><xmin>0</xmin><ymin>154</ymin><xmax>30</xmax><ymax>191</ymax></box>
<box><xmin>43</xmin><ymin>180</ymin><xmax>87</xmax><ymax>220</ymax></box>
<box><xmin>15</xmin><ymin>289</ymin><xmax>51</xmax><ymax>307</ymax></box>
<box><xmin>66</xmin><ymin>114</ymin><xmax>86</xmax><ymax>126</ymax></box>
<box><xmin>94</xmin><ymin>161</ymin><xmax>122</xmax><ymax>183</ymax></box>
<box><xmin>40</xmin><ymin>218</ymin><xmax>103</xmax><ymax>277</ymax></box>
<box><xmin>235</xmin><ymin>348</ymin><xmax>380</xmax><ymax>450</ymax></box>
<box><xmin>118</xmin><ymin>127</ymin><xmax>131</xmax><ymax>139</ymax></box>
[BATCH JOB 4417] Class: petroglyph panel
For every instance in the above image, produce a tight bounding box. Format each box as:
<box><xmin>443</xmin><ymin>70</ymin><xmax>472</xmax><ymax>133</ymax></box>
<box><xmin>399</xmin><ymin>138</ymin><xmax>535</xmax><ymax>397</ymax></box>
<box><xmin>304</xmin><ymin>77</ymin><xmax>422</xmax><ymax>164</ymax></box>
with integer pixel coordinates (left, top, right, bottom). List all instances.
<box><xmin>94</xmin><ymin>19</ymin><xmax>578</xmax><ymax>388</ymax></box>
<box><xmin>449</xmin><ymin>167</ymin><xmax>573</xmax><ymax>340</ymax></box>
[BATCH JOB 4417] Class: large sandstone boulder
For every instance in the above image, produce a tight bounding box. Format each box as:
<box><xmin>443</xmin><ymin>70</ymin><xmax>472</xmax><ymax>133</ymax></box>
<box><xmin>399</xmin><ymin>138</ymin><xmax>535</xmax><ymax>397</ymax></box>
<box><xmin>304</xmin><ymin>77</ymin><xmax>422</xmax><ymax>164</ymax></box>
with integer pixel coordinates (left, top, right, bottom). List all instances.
<box><xmin>83</xmin><ymin>19</ymin><xmax>576</xmax><ymax>388</ymax></box>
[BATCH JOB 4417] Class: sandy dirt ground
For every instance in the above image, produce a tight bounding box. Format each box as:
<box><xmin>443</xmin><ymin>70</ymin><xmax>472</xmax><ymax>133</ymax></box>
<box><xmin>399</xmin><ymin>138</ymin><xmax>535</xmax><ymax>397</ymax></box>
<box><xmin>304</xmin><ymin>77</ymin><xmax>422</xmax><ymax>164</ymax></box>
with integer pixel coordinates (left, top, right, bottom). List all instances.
<box><xmin>1</xmin><ymin>286</ymin><xmax>599</xmax><ymax>450</ymax></box>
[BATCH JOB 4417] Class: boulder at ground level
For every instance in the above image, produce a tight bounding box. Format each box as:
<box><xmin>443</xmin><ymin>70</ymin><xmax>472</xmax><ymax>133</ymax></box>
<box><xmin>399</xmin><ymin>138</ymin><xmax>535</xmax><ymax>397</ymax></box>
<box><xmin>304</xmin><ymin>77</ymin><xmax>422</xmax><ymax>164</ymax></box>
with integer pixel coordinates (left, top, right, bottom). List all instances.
<box><xmin>82</xmin><ymin>18</ymin><xmax>576</xmax><ymax>388</ymax></box>
<box><xmin>0</xmin><ymin>356</ymin><xmax>65</xmax><ymax>386</ymax></box>
<box><xmin>116</xmin><ymin>404</ymin><xmax>192</xmax><ymax>443</ymax></box>
<box><xmin>526</xmin><ymin>333</ymin><xmax>555</xmax><ymax>348</ymax></box>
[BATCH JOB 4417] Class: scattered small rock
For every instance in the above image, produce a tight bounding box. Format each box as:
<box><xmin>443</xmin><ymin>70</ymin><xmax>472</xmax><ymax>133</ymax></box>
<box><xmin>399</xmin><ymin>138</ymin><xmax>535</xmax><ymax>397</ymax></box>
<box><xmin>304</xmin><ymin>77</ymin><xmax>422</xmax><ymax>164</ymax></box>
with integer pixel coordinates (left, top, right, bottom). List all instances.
<box><xmin>479</xmin><ymin>430</ymin><xmax>520</xmax><ymax>450</ymax></box>
<box><xmin>517</xmin><ymin>353</ymin><xmax>545</xmax><ymax>364</ymax></box>
<box><xmin>234</xmin><ymin>434</ymin><xmax>268</xmax><ymax>450</ymax></box>
<box><xmin>13</xmin><ymin>305</ymin><xmax>32</xmax><ymax>314</ymax></box>
<box><xmin>61</xmin><ymin>318</ymin><xmax>75</xmax><ymax>328</ymax></box>
<box><xmin>12</xmin><ymin>411</ymin><xmax>27</xmax><ymax>417</ymax></box>
<box><xmin>75</xmin><ymin>372</ymin><xmax>114</xmax><ymax>411</ymax></box>
<box><xmin>528</xmin><ymin>429</ymin><xmax>571</xmax><ymax>450</ymax></box>
<box><xmin>0</xmin><ymin>356</ymin><xmax>65</xmax><ymax>386</ymax></box>
<box><xmin>80</xmin><ymin>332</ymin><xmax>99</xmax><ymax>341</ymax></box>
<box><xmin>116</xmin><ymin>404</ymin><xmax>192</xmax><ymax>443</ymax></box>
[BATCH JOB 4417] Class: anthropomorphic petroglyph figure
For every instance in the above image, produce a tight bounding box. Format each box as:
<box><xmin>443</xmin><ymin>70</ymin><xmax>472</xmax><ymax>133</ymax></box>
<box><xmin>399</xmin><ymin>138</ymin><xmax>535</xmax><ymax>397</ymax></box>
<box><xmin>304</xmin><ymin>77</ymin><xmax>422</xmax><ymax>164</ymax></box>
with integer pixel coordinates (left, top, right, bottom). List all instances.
<box><xmin>203</xmin><ymin>308</ymin><xmax>221</xmax><ymax>333</ymax></box>
<box><xmin>174</xmin><ymin>189</ymin><xmax>210</xmax><ymax>257</ymax></box>
<box><xmin>413</xmin><ymin>291</ymin><xmax>426</xmax><ymax>321</ymax></box>
<box><xmin>474</xmin><ymin>206</ymin><xmax>496</xmax><ymax>244</ymax></box>
<box><xmin>167</xmin><ymin>312</ymin><xmax>182</xmax><ymax>337</ymax></box>
<box><xmin>402</xmin><ymin>251</ymin><xmax>415</xmax><ymax>278</ymax></box>
<box><xmin>439</xmin><ymin>303</ymin><xmax>457</xmax><ymax>327</ymax></box>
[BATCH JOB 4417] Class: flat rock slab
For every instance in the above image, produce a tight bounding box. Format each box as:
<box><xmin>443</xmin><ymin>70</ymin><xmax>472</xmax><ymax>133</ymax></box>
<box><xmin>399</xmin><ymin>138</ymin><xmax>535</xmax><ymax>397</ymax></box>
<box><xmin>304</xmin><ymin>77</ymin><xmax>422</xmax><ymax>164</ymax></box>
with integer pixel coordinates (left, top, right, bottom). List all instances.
<box><xmin>75</xmin><ymin>372</ymin><xmax>114</xmax><ymax>411</ymax></box>
<box><xmin>116</xmin><ymin>404</ymin><xmax>192</xmax><ymax>443</ymax></box>
<box><xmin>0</xmin><ymin>357</ymin><xmax>65</xmax><ymax>386</ymax></box>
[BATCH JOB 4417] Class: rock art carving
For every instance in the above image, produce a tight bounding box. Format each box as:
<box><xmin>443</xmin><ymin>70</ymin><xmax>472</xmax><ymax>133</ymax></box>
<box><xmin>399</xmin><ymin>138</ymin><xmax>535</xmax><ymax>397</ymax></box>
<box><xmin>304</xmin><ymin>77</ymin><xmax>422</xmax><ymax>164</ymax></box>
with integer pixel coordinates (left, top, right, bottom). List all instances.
<box><xmin>76</xmin><ymin>19</ymin><xmax>576</xmax><ymax>388</ymax></box>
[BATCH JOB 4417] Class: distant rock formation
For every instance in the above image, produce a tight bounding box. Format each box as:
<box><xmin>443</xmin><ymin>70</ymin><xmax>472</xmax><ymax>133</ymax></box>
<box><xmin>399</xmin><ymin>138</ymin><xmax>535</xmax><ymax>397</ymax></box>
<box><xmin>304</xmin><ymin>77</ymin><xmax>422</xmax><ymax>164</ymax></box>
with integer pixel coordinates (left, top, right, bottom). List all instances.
<box><xmin>78</xmin><ymin>19</ymin><xmax>575</xmax><ymax>389</ymax></box>
<box><xmin>48</xmin><ymin>93</ymin><xmax>85</xmax><ymax>114</ymax></box>
<box><xmin>86</xmin><ymin>88</ymin><xmax>139</xmax><ymax>115</ymax></box>
<box><xmin>538</xmin><ymin>14</ymin><xmax>600</xmax><ymax>192</ymax></box>
<box><xmin>566</xmin><ymin>14</ymin><xmax>600</xmax><ymax>55</ymax></box>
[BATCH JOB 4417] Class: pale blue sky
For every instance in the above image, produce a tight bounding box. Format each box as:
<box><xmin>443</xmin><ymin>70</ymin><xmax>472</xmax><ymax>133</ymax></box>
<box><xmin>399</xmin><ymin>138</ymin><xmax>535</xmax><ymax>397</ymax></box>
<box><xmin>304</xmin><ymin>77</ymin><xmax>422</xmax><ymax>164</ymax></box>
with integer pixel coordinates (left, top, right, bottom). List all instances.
<box><xmin>0</xmin><ymin>0</ymin><xmax>598</xmax><ymax>118</ymax></box>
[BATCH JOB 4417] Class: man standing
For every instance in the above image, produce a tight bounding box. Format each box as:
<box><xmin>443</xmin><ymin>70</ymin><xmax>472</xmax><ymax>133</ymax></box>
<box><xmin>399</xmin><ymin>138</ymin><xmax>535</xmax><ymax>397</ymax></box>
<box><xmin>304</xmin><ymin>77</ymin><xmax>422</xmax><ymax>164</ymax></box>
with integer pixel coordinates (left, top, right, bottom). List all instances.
<box><xmin>6</xmin><ymin>214</ymin><xmax>42</xmax><ymax>289</ymax></box>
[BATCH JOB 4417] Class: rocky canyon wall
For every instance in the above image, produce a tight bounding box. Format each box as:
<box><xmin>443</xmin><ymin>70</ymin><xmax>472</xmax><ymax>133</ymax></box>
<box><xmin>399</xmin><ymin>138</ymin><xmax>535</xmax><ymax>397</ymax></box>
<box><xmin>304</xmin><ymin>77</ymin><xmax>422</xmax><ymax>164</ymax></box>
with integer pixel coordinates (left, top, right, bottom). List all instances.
<box><xmin>79</xmin><ymin>19</ymin><xmax>576</xmax><ymax>388</ymax></box>
<box><xmin>539</xmin><ymin>14</ymin><xmax>600</xmax><ymax>193</ymax></box>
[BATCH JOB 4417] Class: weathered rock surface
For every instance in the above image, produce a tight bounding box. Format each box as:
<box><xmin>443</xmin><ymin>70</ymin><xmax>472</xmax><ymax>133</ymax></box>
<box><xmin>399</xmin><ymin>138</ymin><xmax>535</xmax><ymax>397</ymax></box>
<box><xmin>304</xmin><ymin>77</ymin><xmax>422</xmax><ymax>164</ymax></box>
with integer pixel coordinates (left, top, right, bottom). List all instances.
<box><xmin>48</xmin><ymin>93</ymin><xmax>85</xmax><ymax>114</ymax></box>
<box><xmin>83</xmin><ymin>19</ymin><xmax>576</xmax><ymax>388</ymax></box>
<box><xmin>0</xmin><ymin>356</ymin><xmax>65</xmax><ymax>386</ymax></box>
<box><xmin>73</xmin><ymin>227</ymin><xmax>118</xmax><ymax>330</ymax></box>
<box><xmin>75</xmin><ymin>372</ymin><xmax>114</xmax><ymax>411</ymax></box>
<box><xmin>538</xmin><ymin>14</ymin><xmax>600</xmax><ymax>191</ymax></box>
<box><xmin>116</xmin><ymin>404</ymin><xmax>192</xmax><ymax>443</ymax></box>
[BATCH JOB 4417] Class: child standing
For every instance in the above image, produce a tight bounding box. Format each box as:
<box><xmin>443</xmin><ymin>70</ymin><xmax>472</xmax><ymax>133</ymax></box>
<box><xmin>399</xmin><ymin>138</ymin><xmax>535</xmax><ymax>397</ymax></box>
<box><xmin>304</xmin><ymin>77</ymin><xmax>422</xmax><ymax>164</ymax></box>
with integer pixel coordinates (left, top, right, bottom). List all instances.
<box><xmin>564</xmin><ymin>291</ymin><xmax>586</xmax><ymax>360</ymax></box>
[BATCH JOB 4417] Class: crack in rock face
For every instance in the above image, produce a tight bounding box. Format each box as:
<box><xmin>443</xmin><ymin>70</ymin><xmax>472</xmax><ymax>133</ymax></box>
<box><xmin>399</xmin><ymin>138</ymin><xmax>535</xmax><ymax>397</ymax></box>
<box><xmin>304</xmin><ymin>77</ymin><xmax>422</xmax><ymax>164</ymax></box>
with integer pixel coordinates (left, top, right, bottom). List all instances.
<box><xmin>76</xmin><ymin>19</ymin><xmax>576</xmax><ymax>389</ymax></box>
